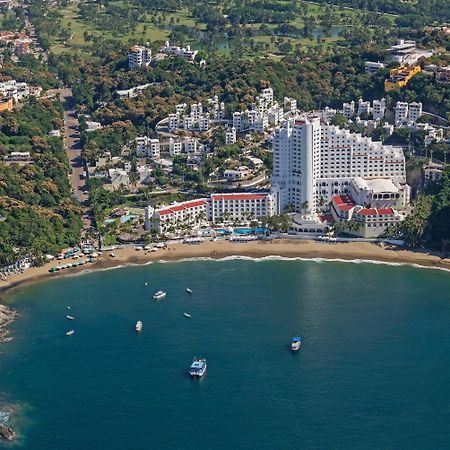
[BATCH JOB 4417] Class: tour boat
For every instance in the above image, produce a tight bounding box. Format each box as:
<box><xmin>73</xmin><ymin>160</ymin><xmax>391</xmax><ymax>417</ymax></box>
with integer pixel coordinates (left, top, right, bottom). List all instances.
<box><xmin>66</xmin><ymin>315</ymin><xmax>74</xmax><ymax>321</ymax></box>
<box><xmin>66</xmin><ymin>330</ymin><xmax>75</xmax><ymax>336</ymax></box>
<box><xmin>183</xmin><ymin>312</ymin><xmax>192</xmax><ymax>318</ymax></box>
<box><xmin>153</xmin><ymin>290</ymin><xmax>166</xmax><ymax>300</ymax></box>
<box><xmin>186</xmin><ymin>288</ymin><xmax>192</xmax><ymax>294</ymax></box>
<box><xmin>135</xmin><ymin>321</ymin><xmax>143</xmax><ymax>332</ymax></box>
<box><xmin>291</xmin><ymin>336</ymin><xmax>301</xmax><ymax>351</ymax></box>
<box><xmin>189</xmin><ymin>358</ymin><xmax>207</xmax><ymax>377</ymax></box>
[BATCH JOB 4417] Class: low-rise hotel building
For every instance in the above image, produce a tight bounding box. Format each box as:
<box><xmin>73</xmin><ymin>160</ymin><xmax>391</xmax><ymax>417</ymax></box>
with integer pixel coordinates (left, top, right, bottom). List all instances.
<box><xmin>331</xmin><ymin>194</ymin><xmax>404</xmax><ymax>238</ymax></box>
<box><xmin>209</xmin><ymin>192</ymin><xmax>274</xmax><ymax>223</ymax></box>
<box><xmin>145</xmin><ymin>199</ymin><xmax>209</xmax><ymax>234</ymax></box>
<box><xmin>145</xmin><ymin>192</ymin><xmax>275</xmax><ymax>233</ymax></box>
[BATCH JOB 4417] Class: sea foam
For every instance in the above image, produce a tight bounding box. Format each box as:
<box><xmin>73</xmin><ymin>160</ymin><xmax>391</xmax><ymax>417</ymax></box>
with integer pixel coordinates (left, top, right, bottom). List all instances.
<box><xmin>65</xmin><ymin>254</ymin><xmax>450</xmax><ymax>276</ymax></box>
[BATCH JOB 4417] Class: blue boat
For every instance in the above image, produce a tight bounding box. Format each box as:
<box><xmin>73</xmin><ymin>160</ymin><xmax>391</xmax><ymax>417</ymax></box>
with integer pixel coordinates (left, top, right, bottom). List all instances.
<box><xmin>291</xmin><ymin>336</ymin><xmax>301</xmax><ymax>351</ymax></box>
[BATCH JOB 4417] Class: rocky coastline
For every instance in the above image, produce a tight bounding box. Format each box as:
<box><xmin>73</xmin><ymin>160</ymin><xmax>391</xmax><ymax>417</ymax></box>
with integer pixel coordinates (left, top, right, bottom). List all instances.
<box><xmin>0</xmin><ymin>424</ymin><xmax>15</xmax><ymax>441</ymax></box>
<box><xmin>0</xmin><ymin>304</ymin><xmax>18</xmax><ymax>344</ymax></box>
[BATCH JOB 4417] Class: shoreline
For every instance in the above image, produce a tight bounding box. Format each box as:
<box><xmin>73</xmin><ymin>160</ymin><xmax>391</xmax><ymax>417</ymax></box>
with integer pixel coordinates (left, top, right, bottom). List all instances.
<box><xmin>1</xmin><ymin>240</ymin><xmax>449</xmax><ymax>297</ymax></box>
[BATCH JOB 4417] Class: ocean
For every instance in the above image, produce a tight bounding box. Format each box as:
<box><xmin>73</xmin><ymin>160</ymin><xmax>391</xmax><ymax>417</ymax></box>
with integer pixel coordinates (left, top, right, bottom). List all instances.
<box><xmin>1</xmin><ymin>258</ymin><xmax>450</xmax><ymax>449</ymax></box>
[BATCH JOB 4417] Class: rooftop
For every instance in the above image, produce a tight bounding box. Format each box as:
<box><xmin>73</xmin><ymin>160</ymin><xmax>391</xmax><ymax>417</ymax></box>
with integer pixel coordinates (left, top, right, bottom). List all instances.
<box><xmin>355</xmin><ymin>207</ymin><xmax>395</xmax><ymax>216</ymax></box>
<box><xmin>352</xmin><ymin>177</ymin><xmax>399</xmax><ymax>194</ymax></box>
<box><xmin>211</xmin><ymin>194</ymin><xmax>267</xmax><ymax>201</ymax></box>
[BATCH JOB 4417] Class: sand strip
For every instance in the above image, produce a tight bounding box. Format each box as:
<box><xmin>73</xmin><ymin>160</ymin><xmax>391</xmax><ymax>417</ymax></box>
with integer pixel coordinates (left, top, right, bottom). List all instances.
<box><xmin>1</xmin><ymin>240</ymin><xmax>449</xmax><ymax>297</ymax></box>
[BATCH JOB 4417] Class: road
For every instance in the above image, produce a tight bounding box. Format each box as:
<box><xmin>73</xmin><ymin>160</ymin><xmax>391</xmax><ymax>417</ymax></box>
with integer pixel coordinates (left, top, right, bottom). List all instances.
<box><xmin>61</xmin><ymin>88</ymin><xmax>93</xmax><ymax>233</ymax></box>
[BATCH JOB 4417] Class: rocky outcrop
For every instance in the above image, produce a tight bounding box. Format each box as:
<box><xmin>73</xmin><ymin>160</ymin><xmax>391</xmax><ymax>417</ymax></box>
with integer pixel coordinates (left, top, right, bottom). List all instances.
<box><xmin>0</xmin><ymin>424</ymin><xmax>15</xmax><ymax>441</ymax></box>
<box><xmin>0</xmin><ymin>304</ymin><xmax>17</xmax><ymax>343</ymax></box>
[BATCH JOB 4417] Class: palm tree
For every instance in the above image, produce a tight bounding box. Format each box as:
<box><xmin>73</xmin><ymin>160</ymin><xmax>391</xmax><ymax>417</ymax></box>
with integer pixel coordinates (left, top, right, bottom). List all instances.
<box><xmin>301</xmin><ymin>201</ymin><xmax>309</xmax><ymax>212</ymax></box>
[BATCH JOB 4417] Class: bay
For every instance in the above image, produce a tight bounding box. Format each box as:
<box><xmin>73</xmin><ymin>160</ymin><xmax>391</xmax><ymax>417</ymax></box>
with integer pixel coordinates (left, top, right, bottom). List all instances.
<box><xmin>1</xmin><ymin>259</ymin><xmax>450</xmax><ymax>449</ymax></box>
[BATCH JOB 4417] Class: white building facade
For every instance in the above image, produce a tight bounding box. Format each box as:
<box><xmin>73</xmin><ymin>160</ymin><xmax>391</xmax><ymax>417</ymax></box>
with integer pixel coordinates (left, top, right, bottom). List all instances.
<box><xmin>144</xmin><ymin>192</ymin><xmax>275</xmax><ymax>233</ymax></box>
<box><xmin>128</xmin><ymin>46</ymin><xmax>152</xmax><ymax>69</ymax></box>
<box><xmin>271</xmin><ymin>115</ymin><xmax>407</xmax><ymax>214</ymax></box>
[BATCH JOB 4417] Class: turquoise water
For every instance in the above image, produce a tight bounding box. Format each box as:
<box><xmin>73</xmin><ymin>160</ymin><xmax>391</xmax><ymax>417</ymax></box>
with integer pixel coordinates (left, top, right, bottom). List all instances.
<box><xmin>1</xmin><ymin>259</ymin><xmax>450</xmax><ymax>449</ymax></box>
<box><xmin>216</xmin><ymin>227</ymin><xmax>267</xmax><ymax>235</ymax></box>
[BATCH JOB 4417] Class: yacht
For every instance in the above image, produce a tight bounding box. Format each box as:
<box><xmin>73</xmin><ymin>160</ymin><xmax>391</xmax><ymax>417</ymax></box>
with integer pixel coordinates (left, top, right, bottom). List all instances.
<box><xmin>291</xmin><ymin>336</ymin><xmax>301</xmax><ymax>351</ymax></box>
<box><xmin>186</xmin><ymin>288</ymin><xmax>192</xmax><ymax>294</ymax></box>
<box><xmin>135</xmin><ymin>321</ymin><xmax>143</xmax><ymax>332</ymax></box>
<box><xmin>66</xmin><ymin>315</ymin><xmax>74</xmax><ymax>321</ymax></box>
<box><xmin>153</xmin><ymin>290</ymin><xmax>166</xmax><ymax>300</ymax></box>
<box><xmin>183</xmin><ymin>312</ymin><xmax>192</xmax><ymax>318</ymax></box>
<box><xmin>66</xmin><ymin>330</ymin><xmax>75</xmax><ymax>336</ymax></box>
<box><xmin>189</xmin><ymin>358</ymin><xmax>207</xmax><ymax>377</ymax></box>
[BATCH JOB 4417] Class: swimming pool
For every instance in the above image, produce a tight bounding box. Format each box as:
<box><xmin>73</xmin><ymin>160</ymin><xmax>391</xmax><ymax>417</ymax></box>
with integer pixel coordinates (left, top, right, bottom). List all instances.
<box><xmin>216</xmin><ymin>227</ymin><xmax>268</xmax><ymax>235</ymax></box>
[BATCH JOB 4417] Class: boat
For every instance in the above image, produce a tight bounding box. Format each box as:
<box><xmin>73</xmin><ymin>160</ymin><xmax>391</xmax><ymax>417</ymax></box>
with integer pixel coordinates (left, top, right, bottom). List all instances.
<box><xmin>183</xmin><ymin>312</ymin><xmax>191</xmax><ymax>318</ymax></box>
<box><xmin>109</xmin><ymin>252</ymin><xmax>115</xmax><ymax>257</ymax></box>
<box><xmin>186</xmin><ymin>288</ymin><xmax>192</xmax><ymax>294</ymax></box>
<box><xmin>67</xmin><ymin>306</ymin><xmax>71</xmax><ymax>310</ymax></box>
<box><xmin>153</xmin><ymin>290</ymin><xmax>166</xmax><ymax>300</ymax></box>
<box><xmin>135</xmin><ymin>320</ymin><xmax>143</xmax><ymax>332</ymax></box>
<box><xmin>291</xmin><ymin>336</ymin><xmax>301</xmax><ymax>351</ymax></box>
<box><xmin>66</xmin><ymin>330</ymin><xmax>75</xmax><ymax>336</ymax></box>
<box><xmin>189</xmin><ymin>357</ymin><xmax>207</xmax><ymax>377</ymax></box>
<box><xmin>66</xmin><ymin>315</ymin><xmax>74</xmax><ymax>321</ymax></box>
<box><xmin>144</xmin><ymin>282</ymin><xmax>148</xmax><ymax>286</ymax></box>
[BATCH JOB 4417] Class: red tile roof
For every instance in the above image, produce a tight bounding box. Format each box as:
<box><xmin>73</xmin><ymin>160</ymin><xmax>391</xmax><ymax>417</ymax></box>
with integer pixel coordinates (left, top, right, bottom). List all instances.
<box><xmin>356</xmin><ymin>207</ymin><xmax>394</xmax><ymax>216</ymax></box>
<box><xmin>157</xmin><ymin>199</ymin><xmax>207</xmax><ymax>216</ymax></box>
<box><xmin>338</xmin><ymin>204</ymin><xmax>354</xmax><ymax>212</ymax></box>
<box><xmin>378</xmin><ymin>208</ymin><xmax>394</xmax><ymax>214</ymax></box>
<box><xmin>184</xmin><ymin>199</ymin><xmax>208</xmax><ymax>208</ymax></box>
<box><xmin>332</xmin><ymin>195</ymin><xmax>355</xmax><ymax>212</ymax></box>
<box><xmin>211</xmin><ymin>194</ymin><xmax>267</xmax><ymax>201</ymax></box>
<box><xmin>332</xmin><ymin>194</ymin><xmax>354</xmax><ymax>206</ymax></box>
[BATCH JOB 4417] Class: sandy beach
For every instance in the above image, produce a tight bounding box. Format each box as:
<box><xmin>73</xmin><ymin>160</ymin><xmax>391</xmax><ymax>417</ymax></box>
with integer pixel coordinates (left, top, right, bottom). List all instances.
<box><xmin>1</xmin><ymin>239</ymin><xmax>449</xmax><ymax>297</ymax></box>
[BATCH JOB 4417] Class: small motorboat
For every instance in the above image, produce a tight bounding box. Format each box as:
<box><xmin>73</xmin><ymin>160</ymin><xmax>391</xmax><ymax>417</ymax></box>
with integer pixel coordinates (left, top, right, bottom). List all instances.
<box><xmin>135</xmin><ymin>320</ymin><xmax>143</xmax><ymax>332</ymax></box>
<box><xmin>291</xmin><ymin>336</ymin><xmax>301</xmax><ymax>351</ymax></box>
<box><xmin>66</xmin><ymin>315</ymin><xmax>74</xmax><ymax>321</ymax></box>
<box><xmin>66</xmin><ymin>330</ymin><xmax>75</xmax><ymax>336</ymax></box>
<box><xmin>67</xmin><ymin>306</ymin><xmax>71</xmax><ymax>310</ymax></box>
<box><xmin>189</xmin><ymin>357</ymin><xmax>207</xmax><ymax>377</ymax></box>
<box><xmin>144</xmin><ymin>282</ymin><xmax>148</xmax><ymax>286</ymax></box>
<box><xmin>183</xmin><ymin>312</ymin><xmax>192</xmax><ymax>318</ymax></box>
<box><xmin>153</xmin><ymin>290</ymin><xmax>166</xmax><ymax>300</ymax></box>
<box><xmin>109</xmin><ymin>252</ymin><xmax>115</xmax><ymax>257</ymax></box>
<box><xmin>186</xmin><ymin>288</ymin><xmax>192</xmax><ymax>294</ymax></box>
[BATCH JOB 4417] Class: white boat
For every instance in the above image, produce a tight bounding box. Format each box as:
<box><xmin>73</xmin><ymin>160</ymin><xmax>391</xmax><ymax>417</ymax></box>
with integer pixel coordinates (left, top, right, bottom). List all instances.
<box><xmin>67</xmin><ymin>306</ymin><xmax>71</xmax><ymax>310</ymax></box>
<box><xmin>153</xmin><ymin>290</ymin><xmax>166</xmax><ymax>300</ymax></box>
<box><xmin>291</xmin><ymin>336</ymin><xmax>301</xmax><ymax>351</ymax></box>
<box><xmin>189</xmin><ymin>358</ymin><xmax>207</xmax><ymax>377</ymax></box>
<box><xmin>186</xmin><ymin>288</ymin><xmax>192</xmax><ymax>294</ymax></box>
<box><xmin>144</xmin><ymin>282</ymin><xmax>148</xmax><ymax>286</ymax></box>
<box><xmin>66</xmin><ymin>315</ymin><xmax>74</xmax><ymax>321</ymax></box>
<box><xmin>109</xmin><ymin>252</ymin><xmax>115</xmax><ymax>257</ymax></box>
<box><xmin>66</xmin><ymin>330</ymin><xmax>75</xmax><ymax>336</ymax></box>
<box><xmin>183</xmin><ymin>312</ymin><xmax>191</xmax><ymax>318</ymax></box>
<box><xmin>135</xmin><ymin>320</ymin><xmax>143</xmax><ymax>332</ymax></box>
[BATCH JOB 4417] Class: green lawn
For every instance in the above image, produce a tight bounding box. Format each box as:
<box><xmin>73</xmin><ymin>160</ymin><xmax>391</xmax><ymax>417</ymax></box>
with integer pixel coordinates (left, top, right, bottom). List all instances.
<box><xmin>50</xmin><ymin>2</ymin><xmax>198</xmax><ymax>54</ymax></box>
<box><xmin>49</xmin><ymin>0</ymin><xmax>394</xmax><ymax>56</ymax></box>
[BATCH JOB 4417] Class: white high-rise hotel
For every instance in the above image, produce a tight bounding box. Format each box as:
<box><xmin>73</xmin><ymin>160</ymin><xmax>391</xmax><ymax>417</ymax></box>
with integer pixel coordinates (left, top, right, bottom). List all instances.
<box><xmin>271</xmin><ymin>115</ymin><xmax>406</xmax><ymax>214</ymax></box>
